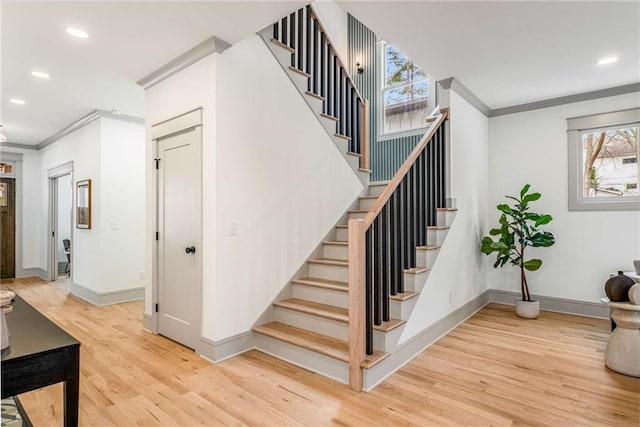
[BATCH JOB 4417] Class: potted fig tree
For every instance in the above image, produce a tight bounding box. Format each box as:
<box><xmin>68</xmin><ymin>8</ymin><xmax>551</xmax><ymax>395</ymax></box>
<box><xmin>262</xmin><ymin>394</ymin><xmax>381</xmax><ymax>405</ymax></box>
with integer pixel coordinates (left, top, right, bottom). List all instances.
<box><xmin>481</xmin><ymin>184</ymin><xmax>555</xmax><ymax>318</ymax></box>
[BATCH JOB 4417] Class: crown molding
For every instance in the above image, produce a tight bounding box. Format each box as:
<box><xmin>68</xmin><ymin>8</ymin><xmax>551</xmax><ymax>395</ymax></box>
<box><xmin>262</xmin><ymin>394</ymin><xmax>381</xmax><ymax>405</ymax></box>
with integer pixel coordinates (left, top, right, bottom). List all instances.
<box><xmin>136</xmin><ymin>35</ymin><xmax>231</xmax><ymax>90</ymax></box>
<box><xmin>438</xmin><ymin>77</ymin><xmax>491</xmax><ymax>117</ymax></box>
<box><xmin>0</xmin><ymin>142</ymin><xmax>38</xmax><ymax>151</ymax></box>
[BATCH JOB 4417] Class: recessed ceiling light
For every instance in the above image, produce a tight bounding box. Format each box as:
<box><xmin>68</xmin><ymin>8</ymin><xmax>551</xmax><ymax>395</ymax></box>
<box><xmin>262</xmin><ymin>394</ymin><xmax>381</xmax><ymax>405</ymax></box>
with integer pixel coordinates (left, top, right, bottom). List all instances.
<box><xmin>10</xmin><ymin>99</ymin><xmax>26</xmax><ymax>105</ymax></box>
<box><xmin>597</xmin><ymin>56</ymin><xmax>618</xmax><ymax>66</ymax></box>
<box><xmin>31</xmin><ymin>71</ymin><xmax>50</xmax><ymax>79</ymax></box>
<box><xmin>66</xmin><ymin>27</ymin><xmax>89</xmax><ymax>39</ymax></box>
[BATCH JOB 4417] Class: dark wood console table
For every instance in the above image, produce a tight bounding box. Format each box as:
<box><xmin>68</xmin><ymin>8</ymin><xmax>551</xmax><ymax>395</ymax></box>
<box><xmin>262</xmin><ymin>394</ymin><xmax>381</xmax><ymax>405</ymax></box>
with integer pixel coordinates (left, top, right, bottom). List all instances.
<box><xmin>1</xmin><ymin>295</ymin><xmax>80</xmax><ymax>426</ymax></box>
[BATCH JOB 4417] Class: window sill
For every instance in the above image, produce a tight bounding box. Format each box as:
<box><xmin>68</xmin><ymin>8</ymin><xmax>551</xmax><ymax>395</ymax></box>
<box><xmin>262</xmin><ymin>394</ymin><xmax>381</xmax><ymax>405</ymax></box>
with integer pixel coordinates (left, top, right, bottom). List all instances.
<box><xmin>377</xmin><ymin>126</ymin><xmax>429</xmax><ymax>142</ymax></box>
<box><xmin>569</xmin><ymin>197</ymin><xmax>640</xmax><ymax>211</ymax></box>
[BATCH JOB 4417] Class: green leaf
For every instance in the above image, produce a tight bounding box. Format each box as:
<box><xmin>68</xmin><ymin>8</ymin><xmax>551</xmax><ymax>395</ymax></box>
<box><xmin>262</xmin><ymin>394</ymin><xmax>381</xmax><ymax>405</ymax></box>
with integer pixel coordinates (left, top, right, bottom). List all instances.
<box><xmin>535</xmin><ymin>214</ymin><xmax>552</xmax><ymax>226</ymax></box>
<box><xmin>497</xmin><ymin>204</ymin><xmax>513</xmax><ymax>215</ymax></box>
<box><xmin>523</xmin><ymin>192</ymin><xmax>541</xmax><ymax>204</ymax></box>
<box><xmin>520</xmin><ymin>184</ymin><xmax>531</xmax><ymax>198</ymax></box>
<box><xmin>523</xmin><ymin>259</ymin><xmax>542</xmax><ymax>271</ymax></box>
<box><xmin>489</xmin><ymin>228</ymin><xmax>502</xmax><ymax>236</ymax></box>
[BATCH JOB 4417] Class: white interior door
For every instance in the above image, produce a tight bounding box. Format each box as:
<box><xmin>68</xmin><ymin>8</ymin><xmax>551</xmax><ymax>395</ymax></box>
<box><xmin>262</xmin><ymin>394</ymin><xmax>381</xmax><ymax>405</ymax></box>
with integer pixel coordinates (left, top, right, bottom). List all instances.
<box><xmin>157</xmin><ymin>126</ymin><xmax>202</xmax><ymax>350</ymax></box>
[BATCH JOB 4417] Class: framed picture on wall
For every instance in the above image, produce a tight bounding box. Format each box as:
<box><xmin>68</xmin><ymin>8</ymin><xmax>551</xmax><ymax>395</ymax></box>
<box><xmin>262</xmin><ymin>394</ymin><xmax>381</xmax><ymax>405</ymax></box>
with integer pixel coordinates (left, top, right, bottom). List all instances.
<box><xmin>76</xmin><ymin>179</ymin><xmax>91</xmax><ymax>229</ymax></box>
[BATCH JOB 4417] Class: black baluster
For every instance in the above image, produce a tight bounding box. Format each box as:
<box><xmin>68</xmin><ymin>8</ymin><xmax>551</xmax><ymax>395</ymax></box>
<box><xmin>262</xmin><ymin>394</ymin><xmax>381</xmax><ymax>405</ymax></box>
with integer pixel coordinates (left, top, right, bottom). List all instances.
<box><xmin>273</xmin><ymin>22</ymin><xmax>278</xmax><ymax>40</ymax></box>
<box><xmin>374</xmin><ymin>216</ymin><xmax>383</xmax><ymax>325</ymax></box>
<box><xmin>289</xmin><ymin>12</ymin><xmax>295</xmax><ymax>67</ymax></box>
<box><xmin>382</xmin><ymin>205</ymin><xmax>390</xmax><ymax>322</ymax></box>
<box><xmin>305</xmin><ymin>7</ymin><xmax>311</xmax><ymax>87</ymax></box>
<box><xmin>339</xmin><ymin>67</ymin><xmax>344</xmax><ymax>135</ymax></box>
<box><xmin>397</xmin><ymin>183</ymin><xmax>405</xmax><ymax>293</ymax></box>
<box><xmin>282</xmin><ymin>16</ymin><xmax>288</xmax><ymax>45</ymax></box>
<box><xmin>297</xmin><ymin>8</ymin><xmax>304</xmax><ymax>70</ymax></box>
<box><xmin>390</xmin><ymin>192</ymin><xmax>398</xmax><ymax>296</ymax></box>
<box><xmin>408</xmin><ymin>165</ymin><xmax>415</xmax><ymax>267</ymax></box>
<box><xmin>365</xmin><ymin>227</ymin><xmax>373</xmax><ymax>355</ymax></box>
<box><xmin>312</xmin><ymin>19</ymin><xmax>319</xmax><ymax>94</ymax></box>
<box><xmin>320</xmin><ymin>33</ymin><xmax>326</xmax><ymax>112</ymax></box>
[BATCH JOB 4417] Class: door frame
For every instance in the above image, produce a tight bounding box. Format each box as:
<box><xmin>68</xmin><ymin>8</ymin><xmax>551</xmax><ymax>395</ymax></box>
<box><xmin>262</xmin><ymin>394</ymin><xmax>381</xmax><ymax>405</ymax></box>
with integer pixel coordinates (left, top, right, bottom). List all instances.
<box><xmin>47</xmin><ymin>162</ymin><xmax>74</xmax><ymax>281</ymax></box>
<box><xmin>0</xmin><ymin>152</ymin><xmax>24</xmax><ymax>278</ymax></box>
<box><xmin>150</xmin><ymin>108</ymin><xmax>203</xmax><ymax>351</ymax></box>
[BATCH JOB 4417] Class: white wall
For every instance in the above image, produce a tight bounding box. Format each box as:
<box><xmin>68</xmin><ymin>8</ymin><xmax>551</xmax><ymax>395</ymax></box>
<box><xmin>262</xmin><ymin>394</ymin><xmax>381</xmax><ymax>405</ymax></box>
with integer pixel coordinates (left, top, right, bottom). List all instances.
<box><xmin>312</xmin><ymin>0</ymin><xmax>349</xmax><ymax>63</ymax></box>
<box><xmin>144</xmin><ymin>54</ymin><xmax>217</xmax><ymax>316</ymax></box>
<box><xmin>488</xmin><ymin>92</ymin><xmax>640</xmax><ymax>302</ymax></box>
<box><xmin>402</xmin><ymin>89</ymin><xmax>490</xmax><ymax>340</ymax></box>
<box><xmin>213</xmin><ymin>35</ymin><xmax>363</xmax><ymax>341</ymax></box>
<box><xmin>100</xmin><ymin>118</ymin><xmax>146</xmax><ymax>292</ymax></box>
<box><xmin>39</xmin><ymin>120</ymin><xmax>102</xmax><ymax>290</ymax></box>
<box><xmin>56</xmin><ymin>173</ymin><xmax>72</xmax><ymax>265</ymax></box>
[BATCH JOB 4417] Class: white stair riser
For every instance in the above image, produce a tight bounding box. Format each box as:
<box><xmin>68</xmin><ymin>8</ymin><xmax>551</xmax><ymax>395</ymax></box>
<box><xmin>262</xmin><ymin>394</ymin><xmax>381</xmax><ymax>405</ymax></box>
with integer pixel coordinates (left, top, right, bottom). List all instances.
<box><xmin>323</xmin><ymin>244</ymin><xmax>348</xmax><ymax>260</ymax></box>
<box><xmin>309</xmin><ymin>263</ymin><xmax>348</xmax><ymax>282</ymax></box>
<box><xmin>390</xmin><ymin>297</ymin><xmax>418</xmax><ymax>320</ymax></box>
<box><xmin>359</xmin><ymin>198</ymin><xmax>376</xmax><ymax>210</ymax></box>
<box><xmin>404</xmin><ymin>270</ymin><xmax>429</xmax><ymax>292</ymax></box>
<box><xmin>336</xmin><ymin>227</ymin><xmax>348</xmax><ymax>242</ymax></box>
<box><xmin>304</xmin><ymin>93</ymin><xmax>324</xmax><ymax>116</ymax></box>
<box><xmin>271</xmin><ymin>45</ymin><xmax>295</xmax><ymax>69</ymax></box>
<box><xmin>345</xmin><ymin>154</ymin><xmax>360</xmax><ymax>170</ymax></box>
<box><xmin>254</xmin><ymin>334</ymin><xmax>348</xmax><ymax>384</ymax></box>
<box><xmin>285</xmin><ymin>69</ymin><xmax>311</xmax><ymax>94</ymax></box>
<box><xmin>369</xmin><ymin>185</ymin><xmax>387</xmax><ymax>197</ymax></box>
<box><xmin>319</xmin><ymin>116</ymin><xmax>339</xmax><ymax>139</ymax></box>
<box><xmin>273</xmin><ymin>307</ymin><xmax>401</xmax><ymax>352</ymax></box>
<box><xmin>292</xmin><ymin>284</ymin><xmax>347</xmax><ymax>308</ymax></box>
<box><xmin>348</xmin><ymin>211</ymin><xmax>367</xmax><ymax>221</ymax></box>
<box><xmin>417</xmin><ymin>248</ymin><xmax>440</xmax><ymax>269</ymax></box>
<box><xmin>437</xmin><ymin>210</ymin><xmax>456</xmax><ymax>227</ymax></box>
<box><xmin>427</xmin><ymin>228</ymin><xmax>448</xmax><ymax>246</ymax></box>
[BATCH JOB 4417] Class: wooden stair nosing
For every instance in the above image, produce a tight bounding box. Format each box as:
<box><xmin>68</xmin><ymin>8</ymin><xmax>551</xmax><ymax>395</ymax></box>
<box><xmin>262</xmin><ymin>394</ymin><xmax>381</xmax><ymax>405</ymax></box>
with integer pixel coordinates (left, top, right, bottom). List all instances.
<box><xmin>405</xmin><ymin>267</ymin><xmax>429</xmax><ymax>274</ymax></box>
<box><xmin>436</xmin><ymin>207</ymin><xmax>458</xmax><ymax>212</ymax></box>
<box><xmin>320</xmin><ymin>113</ymin><xmax>339</xmax><ymax>121</ymax></box>
<box><xmin>389</xmin><ymin>291</ymin><xmax>419</xmax><ymax>302</ymax></box>
<box><xmin>271</xmin><ymin>38</ymin><xmax>295</xmax><ymax>53</ymax></box>
<box><xmin>369</xmin><ymin>181</ymin><xmax>390</xmax><ymax>187</ymax></box>
<box><xmin>416</xmin><ymin>245</ymin><xmax>441</xmax><ymax>251</ymax></box>
<box><xmin>358</xmin><ymin>168</ymin><xmax>372</xmax><ymax>173</ymax></box>
<box><xmin>359</xmin><ymin>195</ymin><xmax>378</xmax><ymax>200</ymax></box>
<box><xmin>346</xmin><ymin>151</ymin><xmax>361</xmax><ymax>157</ymax></box>
<box><xmin>323</xmin><ymin>240</ymin><xmax>348</xmax><ymax>247</ymax></box>
<box><xmin>288</xmin><ymin>66</ymin><xmax>311</xmax><ymax>78</ymax></box>
<box><xmin>349</xmin><ymin>209</ymin><xmax>368</xmax><ymax>214</ymax></box>
<box><xmin>305</xmin><ymin>91</ymin><xmax>325</xmax><ymax>101</ymax></box>
<box><xmin>308</xmin><ymin>257</ymin><xmax>348</xmax><ymax>267</ymax></box>
<box><xmin>335</xmin><ymin>133</ymin><xmax>352</xmax><ymax>141</ymax></box>
<box><xmin>427</xmin><ymin>225</ymin><xmax>450</xmax><ymax>231</ymax></box>
<box><xmin>291</xmin><ymin>277</ymin><xmax>348</xmax><ymax>292</ymax></box>
<box><xmin>274</xmin><ymin>298</ymin><xmax>406</xmax><ymax>333</ymax></box>
<box><xmin>253</xmin><ymin>322</ymin><xmax>389</xmax><ymax>368</ymax></box>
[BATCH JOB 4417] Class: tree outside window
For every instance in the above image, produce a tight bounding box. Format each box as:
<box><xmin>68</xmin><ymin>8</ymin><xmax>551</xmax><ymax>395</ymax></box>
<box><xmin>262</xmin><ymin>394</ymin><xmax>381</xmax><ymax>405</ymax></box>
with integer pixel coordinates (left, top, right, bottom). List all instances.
<box><xmin>582</xmin><ymin>126</ymin><xmax>639</xmax><ymax>198</ymax></box>
<box><xmin>382</xmin><ymin>44</ymin><xmax>429</xmax><ymax>133</ymax></box>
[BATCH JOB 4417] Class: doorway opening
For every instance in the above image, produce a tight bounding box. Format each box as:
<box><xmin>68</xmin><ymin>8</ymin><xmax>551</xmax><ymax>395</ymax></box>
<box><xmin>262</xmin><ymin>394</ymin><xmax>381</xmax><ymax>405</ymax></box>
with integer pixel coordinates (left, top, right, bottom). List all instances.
<box><xmin>48</xmin><ymin>162</ymin><xmax>74</xmax><ymax>289</ymax></box>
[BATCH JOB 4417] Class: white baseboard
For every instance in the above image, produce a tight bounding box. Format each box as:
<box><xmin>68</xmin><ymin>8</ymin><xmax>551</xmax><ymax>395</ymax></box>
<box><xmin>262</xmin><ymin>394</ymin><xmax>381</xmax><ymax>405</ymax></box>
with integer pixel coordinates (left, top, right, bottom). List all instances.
<box><xmin>142</xmin><ymin>313</ymin><xmax>154</xmax><ymax>332</ymax></box>
<box><xmin>489</xmin><ymin>289</ymin><xmax>609</xmax><ymax>319</ymax></box>
<box><xmin>70</xmin><ymin>282</ymin><xmax>145</xmax><ymax>306</ymax></box>
<box><xmin>17</xmin><ymin>268</ymin><xmax>47</xmax><ymax>279</ymax></box>
<box><xmin>363</xmin><ymin>290</ymin><xmax>490</xmax><ymax>391</ymax></box>
<box><xmin>197</xmin><ymin>331</ymin><xmax>255</xmax><ymax>363</ymax></box>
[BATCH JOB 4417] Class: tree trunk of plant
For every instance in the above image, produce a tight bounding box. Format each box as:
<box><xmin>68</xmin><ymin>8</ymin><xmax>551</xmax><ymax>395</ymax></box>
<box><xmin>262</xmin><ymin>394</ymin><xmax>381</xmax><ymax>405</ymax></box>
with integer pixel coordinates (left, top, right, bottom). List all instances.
<box><xmin>583</xmin><ymin>132</ymin><xmax>606</xmax><ymax>197</ymax></box>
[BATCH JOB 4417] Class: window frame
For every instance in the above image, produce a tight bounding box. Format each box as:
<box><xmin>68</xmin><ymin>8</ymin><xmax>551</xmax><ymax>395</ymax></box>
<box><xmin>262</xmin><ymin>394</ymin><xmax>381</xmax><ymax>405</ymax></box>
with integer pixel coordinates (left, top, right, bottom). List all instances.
<box><xmin>567</xmin><ymin>108</ymin><xmax>640</xmax><ymax>211</ymax></box>
<box><xmin>377</xmin><ymin>41</ymin><xmax>434</xmax><ymax>139</ymax></box>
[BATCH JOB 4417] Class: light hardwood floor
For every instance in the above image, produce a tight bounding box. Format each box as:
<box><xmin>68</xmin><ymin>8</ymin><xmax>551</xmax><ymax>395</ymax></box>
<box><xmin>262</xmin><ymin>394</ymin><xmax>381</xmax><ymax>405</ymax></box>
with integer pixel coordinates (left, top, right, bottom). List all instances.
<box><xmin>3</xmin><ymin>277</ymin><xmax>638</xmax><ymax>426</ymax></box>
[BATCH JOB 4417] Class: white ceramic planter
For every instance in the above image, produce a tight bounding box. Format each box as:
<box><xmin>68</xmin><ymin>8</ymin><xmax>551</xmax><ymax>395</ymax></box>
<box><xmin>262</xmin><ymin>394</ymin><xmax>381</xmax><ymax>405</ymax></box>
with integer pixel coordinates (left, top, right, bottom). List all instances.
<box><xmin>515</xmin><ymin>299</ymin><xmax>540</xmax><ymax>319</ymax></box>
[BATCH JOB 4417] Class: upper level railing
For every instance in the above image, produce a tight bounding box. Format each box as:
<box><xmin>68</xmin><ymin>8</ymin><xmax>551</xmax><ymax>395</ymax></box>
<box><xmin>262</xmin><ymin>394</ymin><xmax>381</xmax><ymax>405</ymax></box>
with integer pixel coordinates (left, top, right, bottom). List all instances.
<box><xmin>347</xmin><ymin>108</ymin><xmax>449</xmax><ymax>390</ymax></box>
<box><xmin>272</xmin><ymin>5</ymin><xmax>369</xmax><ymax>169</ymax></box>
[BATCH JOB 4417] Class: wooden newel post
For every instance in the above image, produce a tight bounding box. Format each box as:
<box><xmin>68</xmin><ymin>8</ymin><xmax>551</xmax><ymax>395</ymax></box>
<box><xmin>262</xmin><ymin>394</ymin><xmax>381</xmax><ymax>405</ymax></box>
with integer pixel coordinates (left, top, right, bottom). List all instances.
<box><xmin>361</xmin><ymin>99</ymin><xmax>370</xmax><ymax>170</ymax></box>
<box><xmin>348</xmin><ymin>218</ymin><xmax>366</xmax><ymax>392</ymax></box>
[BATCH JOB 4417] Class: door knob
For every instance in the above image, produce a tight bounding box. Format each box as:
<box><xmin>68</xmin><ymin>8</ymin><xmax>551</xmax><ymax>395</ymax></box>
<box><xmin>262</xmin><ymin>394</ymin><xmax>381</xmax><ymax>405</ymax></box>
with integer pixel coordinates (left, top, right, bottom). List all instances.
<box><xmin>185</xmin><ymin>246</ymin><xmax>196</xmax><ymax>254</ymax></box>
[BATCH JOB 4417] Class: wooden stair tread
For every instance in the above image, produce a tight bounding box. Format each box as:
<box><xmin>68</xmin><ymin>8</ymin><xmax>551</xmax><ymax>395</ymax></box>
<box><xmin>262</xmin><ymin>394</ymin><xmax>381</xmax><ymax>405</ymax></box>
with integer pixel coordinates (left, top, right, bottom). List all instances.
<box><xmin>274</xmin><ymin>298</ymin><xmax>348</xmax><ymax>322</ymax></box>
<box><xmin>405</xmin><ymin>267</ymin><xmax>429</xmax><ymax>274</ymax></box>
<box><xmin>389</xmin><ymin>291</ymin><xmax>418</xmax><ymax>301</ymax></box>
<box><xmin>291</xmin><ymin>277</ymin><xmax>348</xmax><ymax>292</ymax></box>
<box><xmin>369</xmin><ymin>181</ymin><xmax>390</xmax><ymax>187</ymax></box>
<box><xmin>436</xmin><ymin>207</ymin><xmax>458</xmax><ymax>211</ymax></box>
<box><xmin>359</xmin><ymin>195</ymin><xmax>378</xmax><ymax>200</ymax></box>
<box><xmin>308</xmin><ymin>258</ymin><xmax>348</xmax><ymax>267</ymax></box>
<box><xmin>288</xmin><ymin>66</ymin><xmax>311</xmax><ymax>78</ymax></box>
<box><xmin>271</xmin><ymin>38</ymin><xmax>295</xmax><ymax>53</ymax></box>
<box><xmin>358</xmin><ymin>168</ymin><xmax>372</xmax><ymax>173</ymax></box>
<box><xmin>253</xmin><ymin>322</ymin><xmax>388</xmax><ymax>368</ymax></box>
<box><xmin>320</xmin><ymin>113</ymin><xmax>339</xmax><ymax>121</ymax></box>
<box><xmin>417</xmin><ymin>245</ymin><xmax>441</xmax><ymax>251</ymax></box>
<box><xmin>305</xmin><ymin>91</ymin><xmax>325</xmax><ymax>101</ymax></box>
<box><xmin>375</xmin><ymin>318</ymin><xmax>406</xmax><ymax>332</ymax></box>
<box><xmin>335</xmin><ymin>133</ymin><xmax>352</xmax><ymax>141</ymax></box>
<box><xmin>346</xmin><ymin>151</ymin><xmax>361</xmax><ymax>157</ymax></box>
<box><xmin>349</xmin><ymin>209</ymin><xmax>368</xmax><ymax>214</ymax></box>
<box><xmin>323</xmin><ymin>240</ymin><xmax>347</xmax><ymax>246</ymax></box>
<box><xmin>335</xmin><ymin>225</ymin><xmax>348</xmax><ymax>229</ymax></box>
<box><xmin>427</xmin><ymin>225</ymin><xmax>450</xmax><ymax>230</ymax></box>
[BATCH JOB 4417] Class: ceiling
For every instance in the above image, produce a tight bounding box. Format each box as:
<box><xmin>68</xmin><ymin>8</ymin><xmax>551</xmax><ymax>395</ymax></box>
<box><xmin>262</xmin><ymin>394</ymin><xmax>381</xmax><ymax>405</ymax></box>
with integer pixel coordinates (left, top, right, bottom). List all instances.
<box><xmin>3</xmin><ymin>1</ymin><xmax>638</xmax><ymax>146</ymax></box>
<box><xmin>339</xmin><ymin>0</ymin><xmax>640</xmax><ymax>110</ymax></box>
<box><xmin>1</xmin><ymin>1</ymin><xmax>304</xmax><ymax>145</ymax></box>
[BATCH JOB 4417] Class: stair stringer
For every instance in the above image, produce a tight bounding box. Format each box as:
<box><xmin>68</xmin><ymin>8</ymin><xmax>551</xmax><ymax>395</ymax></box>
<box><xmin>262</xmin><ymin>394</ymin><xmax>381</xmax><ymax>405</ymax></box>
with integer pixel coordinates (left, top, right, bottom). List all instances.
<box><xmin>257</xmin><ymin>26</ymin><xmax>370</xmax><ymax>187</ymax></box>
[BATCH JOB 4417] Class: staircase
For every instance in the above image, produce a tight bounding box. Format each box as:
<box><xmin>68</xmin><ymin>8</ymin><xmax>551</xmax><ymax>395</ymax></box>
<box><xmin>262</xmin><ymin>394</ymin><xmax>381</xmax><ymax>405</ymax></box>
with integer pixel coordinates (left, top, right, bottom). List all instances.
<box><xmin>253</xmin><ymin>180</ymin><xmax>457</xmax><ymax>386</ymax></box>
<box><xmin>252</xmin><ymin>5</ymin><xmax>454</xmax><ymax>391</ymax></box>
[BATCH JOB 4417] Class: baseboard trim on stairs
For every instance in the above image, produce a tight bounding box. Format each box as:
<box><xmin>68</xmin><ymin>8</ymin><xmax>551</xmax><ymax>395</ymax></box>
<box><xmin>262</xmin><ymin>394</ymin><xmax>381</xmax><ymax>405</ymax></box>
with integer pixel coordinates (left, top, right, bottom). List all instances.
<box><xmin>198</xmin><ymin>331</ymin><xmax>255</xmax><ymax>363</ymax></box>
<box><xmin>363</xmin><ymin>290</ymin><xmax>490</xmax><ymax>391</ymax></box>
<box><xmin>70</xmin><ymin>282</ymin><xmax>145</xmax><ymax>306</ymax></box>
<box><xmin>489</xmin><ymin>289</ymin><xmax>609</xmax><ymax>319</ymax></box>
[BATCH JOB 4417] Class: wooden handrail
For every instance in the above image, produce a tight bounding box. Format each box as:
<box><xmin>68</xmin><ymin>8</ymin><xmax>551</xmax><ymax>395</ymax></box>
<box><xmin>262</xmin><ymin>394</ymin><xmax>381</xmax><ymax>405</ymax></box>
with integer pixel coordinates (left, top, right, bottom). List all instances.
<box><xmin>308</xmin><ymin>4</ymin><xmax>365</xmax><ymax>104</ymax></box>
<box><xmin>362</xmin><ymin>109</ymin><xmax>449</xmax><ymax>229</ymax></box>
<box><xmin>360</xmin><ymin>99</ymin><xmax>370</xmax><ymax>170</ymax></box>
